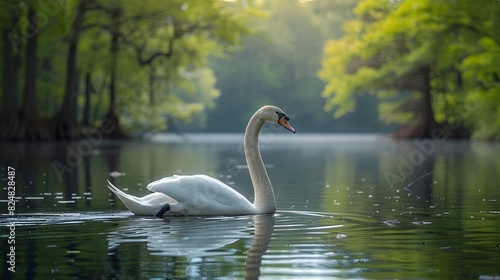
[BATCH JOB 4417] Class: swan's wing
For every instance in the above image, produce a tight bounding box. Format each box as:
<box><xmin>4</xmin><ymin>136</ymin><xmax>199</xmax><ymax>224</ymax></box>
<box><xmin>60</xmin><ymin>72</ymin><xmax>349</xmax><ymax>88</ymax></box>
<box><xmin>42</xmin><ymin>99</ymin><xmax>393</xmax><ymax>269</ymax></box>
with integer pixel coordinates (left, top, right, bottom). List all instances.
<box><xmin>107</xmin><ymin>180</ymin><xmax>177</xmax><ymax>215</ymax></box>
<box><xmin>147</xmin><ymin>175</ymin><xmax>255</xmax><ymax>213</ymax></box>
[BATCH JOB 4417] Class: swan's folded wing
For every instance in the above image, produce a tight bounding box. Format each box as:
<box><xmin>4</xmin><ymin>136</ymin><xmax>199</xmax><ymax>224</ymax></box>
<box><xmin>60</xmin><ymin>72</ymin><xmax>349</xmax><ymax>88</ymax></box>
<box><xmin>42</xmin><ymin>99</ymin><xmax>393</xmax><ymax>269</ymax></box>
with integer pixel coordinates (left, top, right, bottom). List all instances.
<box><xmin>147</xmin><ymin>174</ymin><xmax>252</xmax><ymax>208</ymax></box>
<box><xmin>107</xmin><ymin>180</ymin><xmax>177</xmax><ymax>215</ymax></box>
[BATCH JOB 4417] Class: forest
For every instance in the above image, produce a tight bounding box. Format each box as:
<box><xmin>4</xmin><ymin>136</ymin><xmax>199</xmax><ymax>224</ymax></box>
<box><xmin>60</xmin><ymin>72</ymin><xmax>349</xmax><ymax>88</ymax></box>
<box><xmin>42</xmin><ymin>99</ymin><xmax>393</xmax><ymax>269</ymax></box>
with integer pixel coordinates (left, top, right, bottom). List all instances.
<box><xmin>1</xmin><ymin>0</ymin><xmax>499</xmax><ymax>140</ymax></box>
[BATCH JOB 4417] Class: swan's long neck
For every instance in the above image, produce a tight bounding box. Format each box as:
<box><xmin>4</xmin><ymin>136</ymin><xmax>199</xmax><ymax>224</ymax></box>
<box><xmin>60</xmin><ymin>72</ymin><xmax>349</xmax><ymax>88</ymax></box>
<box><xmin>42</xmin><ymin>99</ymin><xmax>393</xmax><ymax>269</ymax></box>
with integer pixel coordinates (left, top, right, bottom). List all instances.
<box><xmin>244</xmin><ymin>112</ymin><xmax>276</xmax><ymax>213</ymax></box>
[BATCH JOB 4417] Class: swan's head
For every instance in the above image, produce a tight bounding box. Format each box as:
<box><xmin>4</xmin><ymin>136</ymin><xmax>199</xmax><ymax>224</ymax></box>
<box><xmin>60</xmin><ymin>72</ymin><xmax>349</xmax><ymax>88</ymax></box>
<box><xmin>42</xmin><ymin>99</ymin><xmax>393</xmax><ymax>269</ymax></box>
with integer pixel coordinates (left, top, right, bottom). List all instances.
<box><xmin>257</xmin><ymin>105</ymin><xmax>296</xmax><ymax>134</ymax></box>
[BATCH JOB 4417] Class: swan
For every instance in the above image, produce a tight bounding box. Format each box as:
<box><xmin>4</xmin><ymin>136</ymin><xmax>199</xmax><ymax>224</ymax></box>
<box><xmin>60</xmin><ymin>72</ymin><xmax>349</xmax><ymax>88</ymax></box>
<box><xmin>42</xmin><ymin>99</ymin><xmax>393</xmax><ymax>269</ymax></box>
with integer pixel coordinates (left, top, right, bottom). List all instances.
<box><xmin>107</xmin><ymin>105</ymin><xmax>295</xmax><ymax>217</ymax></box>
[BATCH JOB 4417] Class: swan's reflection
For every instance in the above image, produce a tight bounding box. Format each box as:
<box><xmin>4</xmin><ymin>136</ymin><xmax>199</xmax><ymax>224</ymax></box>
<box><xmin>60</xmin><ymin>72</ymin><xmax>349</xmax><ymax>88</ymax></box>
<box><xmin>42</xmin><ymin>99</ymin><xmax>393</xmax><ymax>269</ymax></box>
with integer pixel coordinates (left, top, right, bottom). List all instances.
<box><xmin>246</xmin><ymin>214</ymin><xmax>275</xmax><ymax>279</ymax></box>
<box><xmin>107</xmin><ymin>214</ymin><xmax>274</xmax><ymax>278</ymax></box>
<box><xmin>108</xmin><ymin>216</ymin><xmax>250</xmax><ymax>256</ymax></box>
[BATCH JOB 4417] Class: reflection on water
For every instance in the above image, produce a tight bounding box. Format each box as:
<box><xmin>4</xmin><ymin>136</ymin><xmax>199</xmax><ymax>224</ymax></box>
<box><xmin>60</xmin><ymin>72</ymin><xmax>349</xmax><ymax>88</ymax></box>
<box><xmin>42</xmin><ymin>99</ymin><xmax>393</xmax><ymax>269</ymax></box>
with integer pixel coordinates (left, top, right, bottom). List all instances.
<box><xmin>108</xmin><ymin>216</ymin><xmax>252</xmax><ymax>257</ymax></box>
<box><xmin>1</xmin><ymin>134</ymin><xmax>499</xmax><ymax>279</ymax></box>
<box><xmin>106</xmin><ymin>214</ymin><xmax>273</xmax><ymax>279</ymax></box>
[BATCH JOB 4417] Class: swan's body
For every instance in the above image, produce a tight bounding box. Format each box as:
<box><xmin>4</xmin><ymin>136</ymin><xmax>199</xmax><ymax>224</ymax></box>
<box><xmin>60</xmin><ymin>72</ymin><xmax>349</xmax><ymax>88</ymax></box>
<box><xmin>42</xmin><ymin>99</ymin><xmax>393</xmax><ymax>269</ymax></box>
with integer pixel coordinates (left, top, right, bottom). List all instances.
<box><xmin>107</xmin><ymin>105</ymin><xmax>295</xmax><ymax>216</ymax></box>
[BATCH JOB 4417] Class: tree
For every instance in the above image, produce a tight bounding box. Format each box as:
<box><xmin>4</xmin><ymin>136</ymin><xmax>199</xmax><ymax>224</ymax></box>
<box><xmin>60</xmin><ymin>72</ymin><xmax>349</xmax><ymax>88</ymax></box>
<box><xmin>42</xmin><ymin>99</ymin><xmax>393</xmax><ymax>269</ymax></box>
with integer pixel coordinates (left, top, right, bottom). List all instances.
<box><xmin>53</xmin><ymin>0</ymin><xmax>92</xmax><ymax>139</ymax></box>
<box><xmin>21</xmin><ymin>6</ymin><xmax>41</xmax><ymax>139</ymax></box>
<box><xmin>0</xmin><ymin>0</ymin><xmax>259</xmax><ymax>140</ymax></box>
<box><xmin>107</xmin><ymin>0</ymin><xmax>259</xmax><ymax>136</ymax></box>
<box><xmin>0</xmin><ymin>1</ymin><xmax>54</xmax><ymax>140</ymax></box>
<box><xmin>0</xmin><ymin>1</ymin><xmax>21</xmax><ymax>140</ymax></box>
<box><xmin>318</xmin><ymin>0</ymin><xmax>500</xmax><ymax>139</ymax></box>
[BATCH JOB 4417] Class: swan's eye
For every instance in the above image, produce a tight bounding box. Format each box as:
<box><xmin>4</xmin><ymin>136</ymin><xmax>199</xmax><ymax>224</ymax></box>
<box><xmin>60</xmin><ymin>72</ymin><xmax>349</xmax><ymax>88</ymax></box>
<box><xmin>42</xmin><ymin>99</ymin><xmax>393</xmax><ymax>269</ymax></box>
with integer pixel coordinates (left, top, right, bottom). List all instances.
<box><xmin>276</xmin><ymin>111</ymin><xmax>296</xmax><ymax>133</ymax></box>
<box><xmin>276</xmin><ymin>112</ymin><xmax>288</xmax><ymax>123</ymax></box>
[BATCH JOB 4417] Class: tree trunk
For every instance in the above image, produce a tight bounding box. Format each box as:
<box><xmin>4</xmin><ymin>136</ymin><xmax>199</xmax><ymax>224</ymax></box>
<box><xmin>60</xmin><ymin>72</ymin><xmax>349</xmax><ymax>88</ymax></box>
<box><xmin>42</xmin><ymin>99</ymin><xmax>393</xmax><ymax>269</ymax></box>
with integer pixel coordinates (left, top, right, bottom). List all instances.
<box><xmin>21</xmin><ymin>7</ymin><xmax>43</xmax><ymax>140</ymax></box>
<box><xmin>54</xmin><ymin>0</ymin><xmax>89</xmax><ymax>139</ymax></box>
<box><xmin>101</xmin><ymin>7</ymin><xmax>128</xmax><ymax>139</ymax></box>
<box><xmin>82</xmin><ymin>73</ymin><xmax>92</xmax><ymax>126</ymax></box>
<box><xmin>0</xmin><ymin>14</ymin><xmax>20</xmax><ymax>141</ymax></box>
<box><xmin>109</xmin><ymin>17</ymin><xmax>118</xmax><ymax>116</ymax></box>
<box><xmin>149</xmin><ymin>65</ymin><xmax>155</xmax><ymax>105</ymax></box>
<box><xmin>393</xmin><ymin>66</ymin><xmax>470</xmax><ymax>139</ymax></box>
<box><xmin>417</xmin><ymin>66</ymin><xmax>440</xmax><ymax>138</ymax></box>
<box><xmin>56</xmin><ymin>30</ymin><xmax>79</xmax><ymax>138</ymax></box>
<box><xmin>393</xmin><ymin>66</ymin><xmax>441</xmax><ymax>139</ymax></box>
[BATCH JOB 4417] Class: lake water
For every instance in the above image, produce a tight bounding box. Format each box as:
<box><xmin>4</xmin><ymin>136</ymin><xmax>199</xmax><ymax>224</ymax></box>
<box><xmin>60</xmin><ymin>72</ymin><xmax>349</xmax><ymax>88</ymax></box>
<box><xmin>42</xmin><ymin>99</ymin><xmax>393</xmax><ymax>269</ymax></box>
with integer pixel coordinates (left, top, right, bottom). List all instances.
<box><xmin>1</xmin><ymin>133</ymin><xmax>499</xmax><ymax>279</ymax></box>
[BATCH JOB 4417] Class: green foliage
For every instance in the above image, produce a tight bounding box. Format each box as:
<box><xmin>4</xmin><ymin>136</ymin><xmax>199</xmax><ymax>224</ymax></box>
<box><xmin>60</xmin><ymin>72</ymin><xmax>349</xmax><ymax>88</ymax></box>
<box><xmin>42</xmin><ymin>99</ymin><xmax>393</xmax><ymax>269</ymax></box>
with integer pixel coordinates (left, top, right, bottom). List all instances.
<box><xmin>318</xmin><ymin>0</ymin><xmax>500</xmax><ymax>139</ymax></box>
<box><xmin>0</xmin><ymin>0</ymin><xmax>258</xmax><ymax>138</ymax></box>
<box><xmin>93</xmin><ymin>0</ymin><xmax>257</xmax><ymax>133</ymax></box>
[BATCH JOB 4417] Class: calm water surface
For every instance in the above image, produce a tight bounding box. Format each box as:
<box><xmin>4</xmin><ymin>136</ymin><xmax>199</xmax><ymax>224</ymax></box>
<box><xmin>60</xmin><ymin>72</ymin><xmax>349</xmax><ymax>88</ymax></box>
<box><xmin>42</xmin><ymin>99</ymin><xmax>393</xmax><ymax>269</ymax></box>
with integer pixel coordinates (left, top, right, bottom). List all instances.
<box><xmin>1</xmin><ymin>134</ymin><xmax>499</xmax><ymax>279</ymax></box>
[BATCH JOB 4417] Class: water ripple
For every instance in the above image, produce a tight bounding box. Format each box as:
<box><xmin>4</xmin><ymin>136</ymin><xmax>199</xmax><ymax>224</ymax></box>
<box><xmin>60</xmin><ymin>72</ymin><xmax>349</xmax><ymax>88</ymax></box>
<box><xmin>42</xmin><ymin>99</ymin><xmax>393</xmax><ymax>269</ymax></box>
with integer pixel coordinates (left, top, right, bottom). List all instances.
<box><xmin>0</xmin><ymin>211</ymin><xmax>133</xmax><ymax>227</ymax></box>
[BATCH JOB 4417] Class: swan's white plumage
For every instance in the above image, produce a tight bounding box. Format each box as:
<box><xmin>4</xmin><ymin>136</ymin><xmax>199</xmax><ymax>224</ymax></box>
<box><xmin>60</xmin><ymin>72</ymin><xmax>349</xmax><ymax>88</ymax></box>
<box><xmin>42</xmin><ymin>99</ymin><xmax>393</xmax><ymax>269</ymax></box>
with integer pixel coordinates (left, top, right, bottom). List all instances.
<box><xmin>107</xmin><ymin>180</ymin><xmax>176</xmax><ymax>216</ymax></box>
<box><xmin>147</xmin><ymin>174</ymin><xmax>257</xmax><ymax>215</ymax></box>
<box><xmin>107</xmin><ymin>105</ymin><xmax>295</xmax><ymax>216</ymax></box>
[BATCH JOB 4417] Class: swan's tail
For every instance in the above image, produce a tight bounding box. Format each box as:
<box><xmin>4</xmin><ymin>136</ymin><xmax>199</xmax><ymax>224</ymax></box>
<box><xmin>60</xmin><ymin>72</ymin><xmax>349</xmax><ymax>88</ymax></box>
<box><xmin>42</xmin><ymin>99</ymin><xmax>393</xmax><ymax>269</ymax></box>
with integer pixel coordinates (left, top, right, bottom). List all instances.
<box><xmin>107</xmin><ymin>180</ymin><xmax>134</xmax><ymax>201</ymax></box>
<box><xmin>107</xmin><ymin>180</ymin><xmax>150</xmax><ymax>215</ymax></box>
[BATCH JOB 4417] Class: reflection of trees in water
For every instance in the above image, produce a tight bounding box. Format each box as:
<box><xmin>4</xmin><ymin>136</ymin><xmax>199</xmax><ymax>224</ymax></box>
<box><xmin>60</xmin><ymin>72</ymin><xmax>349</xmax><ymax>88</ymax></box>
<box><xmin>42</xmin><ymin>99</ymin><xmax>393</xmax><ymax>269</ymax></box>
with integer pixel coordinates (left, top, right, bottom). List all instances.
<box><xmin>83</xmin><ymin>154</ymin><xmax>92</xmax><ymax>206</ymax></box>
<box><xmin>0</xmin><ymin>141</ymin><xmax>113</xmax><ymax>209</ymax></box>
<box><xmin>315</xmin><ymin>137</ymin><xmax>478</xmax><ymax>225</ymax></box>
<box><xmin>391</xmin><ymin>140</ymin><xmax>439</xmax><ymax>206</ymax></box>
<box><xmin>102</xmin><ymin>141</ymin><xmax>124</xmax><ymax>205</ymax></box>
<box><xmin>52</xmin><ymin>143</ymin><xmax>79</xmax><ymax>201</ymax></box>
<box><xmin>397</xmin><ymin>141</ymin><xmax>471</xmax><ymax>210</ymax></box>
<box><xmin>0</xmin><ymin>142</ymin><xmax>58</xmax><ymax>201</ymax></box>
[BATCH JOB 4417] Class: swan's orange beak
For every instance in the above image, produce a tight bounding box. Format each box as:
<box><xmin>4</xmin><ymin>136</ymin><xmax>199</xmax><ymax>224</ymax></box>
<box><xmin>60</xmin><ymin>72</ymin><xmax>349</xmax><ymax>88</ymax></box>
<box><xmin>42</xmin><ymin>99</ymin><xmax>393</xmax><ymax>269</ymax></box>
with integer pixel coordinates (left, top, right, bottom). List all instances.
<box><xmin>278</xmin><ymin>116</ymin><xmax>296</xmax><ymax>134</ymax></box>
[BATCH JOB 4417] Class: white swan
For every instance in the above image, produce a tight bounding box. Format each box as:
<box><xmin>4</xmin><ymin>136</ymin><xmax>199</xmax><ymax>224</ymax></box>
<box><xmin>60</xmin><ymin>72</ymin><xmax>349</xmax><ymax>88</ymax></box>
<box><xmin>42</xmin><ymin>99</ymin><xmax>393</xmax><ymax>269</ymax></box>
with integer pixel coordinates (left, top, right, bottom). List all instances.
<box><xmin>107</xmin><ymin>105</ymin><xmax>295</xmax><ymax>217</ymax></box>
